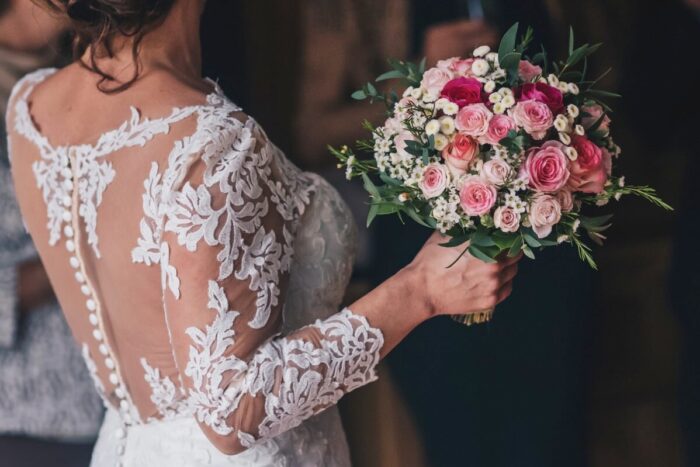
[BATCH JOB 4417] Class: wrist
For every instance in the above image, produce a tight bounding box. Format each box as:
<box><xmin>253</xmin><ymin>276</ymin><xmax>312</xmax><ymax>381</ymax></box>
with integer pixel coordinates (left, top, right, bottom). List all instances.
<box><xmin>392</xmin><ymin>264</ymin><xmax>432</xmax><ymax>324</ymax></box>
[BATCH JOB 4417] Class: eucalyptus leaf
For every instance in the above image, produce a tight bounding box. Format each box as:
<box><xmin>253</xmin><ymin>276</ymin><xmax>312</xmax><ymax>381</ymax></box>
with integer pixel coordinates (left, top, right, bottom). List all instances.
<box><xmin>376</xmin><ymin>70</ymin><xmax>405</xmax><ymax>82</ymax></box>
<box><xmin>498</xmin><ymin>23</ymin><xmax>519</xmax><ymax>62</ymax></box>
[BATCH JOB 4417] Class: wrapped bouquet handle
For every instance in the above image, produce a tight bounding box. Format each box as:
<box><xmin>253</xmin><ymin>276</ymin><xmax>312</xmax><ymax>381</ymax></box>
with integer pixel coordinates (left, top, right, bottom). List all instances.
<box><xmin>331</xmin><ymin>23</ymin><xmax>671</xmax><ymax>328</ymax></box>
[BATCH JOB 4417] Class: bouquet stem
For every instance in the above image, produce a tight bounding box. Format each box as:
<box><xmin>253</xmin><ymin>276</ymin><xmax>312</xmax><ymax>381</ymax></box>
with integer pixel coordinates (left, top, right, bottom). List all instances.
<box><xmin>451</xmin><ymin>308</ymin><xmax>495</xmax><ymax>326</ymax></box>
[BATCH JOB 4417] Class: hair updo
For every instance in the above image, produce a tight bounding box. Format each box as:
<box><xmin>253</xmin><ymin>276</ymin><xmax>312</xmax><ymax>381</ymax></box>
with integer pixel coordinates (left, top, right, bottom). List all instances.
<box><xmin>37</xmin><ymin>0</ymin><xmax>176</xmax><ymax>92</ymax></box>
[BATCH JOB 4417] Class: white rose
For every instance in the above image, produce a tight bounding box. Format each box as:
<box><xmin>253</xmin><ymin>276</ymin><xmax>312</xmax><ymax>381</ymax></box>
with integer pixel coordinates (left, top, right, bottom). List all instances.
<box><xmin>481</xmin><ymin>157</ymin><xmax>511</xmax><ymax>186</ymax></box>
<box><xmin>529</xmin><ymin>195</ymin><xmax>562</xmax><ymax>239</ymax></box>
<box><xmin>494</xmin><ymin>206</ymin><xmax>521</xmax><ymax>233</ymax></box>
<box><xmin>471</xmin><ymin>58</ymin><xmax>490</xmax><ymax>77</ymax></box>
<box><xmin>473</xmin><ymin>45</ymin><xmax>491</xmax><ymax>57</ymax></box>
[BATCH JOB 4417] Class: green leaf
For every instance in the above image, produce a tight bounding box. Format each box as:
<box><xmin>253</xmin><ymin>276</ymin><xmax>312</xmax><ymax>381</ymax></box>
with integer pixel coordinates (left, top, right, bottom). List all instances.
<box><xmin>376</xmin><ymin>70</ymin><xmax>405</xmax><ymax>82</ymax></box>
<box><xmin>508</xmin><ymin>236</ymin><xmax>524</xmax><ymax>257</ymax></box>
<box><xmin>367</xmin><ymin>82</ymin><xmax>377</xmax><ymax>96</ymax></box>
<box><xmin>499</xmin><ymin>52</ymin><xmax>522</xmax><ymax>73</ymax></box>
<box><xmin>492</xmin><ymin>231</ymin><xmax>518</xmax><ymax>250</ymax></box>
<box><xmin>419</xmin><ymin>57</ymin><xmax>427</xmax><ymax>74</ymax></box>
<box><xmin>585</xmin><ymin>89</ymin><xmax>622</xmax><ymax>99</ymax></box>
<box><xmin>468</xmin><ymin>244</ymin><xmax>499</xmax><ymax>263</ymax></box>
<box><xmin>366</xmin><ymin>203</ymin><xmax>379</xmax><ymax>227</ymax></box>
<box><xmin>471</xmin><ymin>228</ymin><xmax>497</xmax><ymax>247</ymax></box>
<box><xmin>361</xmin><ymin>173</ymin><xmax>379</xmax><ymax>198</ymax></box>
<box><xmin>439</xmin><ymin>234</ymin><xmax>470</xmax><ymax>248</ymax></box>
<box><xmin>401</xmin><ymin>206</ymin><xmax>432</xmax><ymax>228</ymax></box>
<box><xmin>351</xmin><ymin>90</ymin><xmax>367</xmax><ymax>100</ymax></box>
<box><xmin>523</xmin><ymin>232</ymin><xmax>542</xmax><ymax>248</ymax></box>
<box><xmin>498</xmin><ymin>23</ymin><xmax>519</xmax><ymax>63</ymax></box>
<box><xmin>522</xmin><ymin>244</ymin><xmax>536</xmax><ymax>260</ymax></box>
<box><xmin>379</xmin><ymin>172</ymin><xmax>403</xmax><ymax>186</ymax></box>
<box><xmin>568</xmin><ymin>26</ymin><xmax>575</xmax><ymax>55</ymax></box>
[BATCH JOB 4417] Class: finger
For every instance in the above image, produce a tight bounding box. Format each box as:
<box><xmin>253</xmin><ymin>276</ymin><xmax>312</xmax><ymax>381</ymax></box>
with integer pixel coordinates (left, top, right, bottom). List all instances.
<box><xmin>498</xmin><ymin>252</ymin><xmax>524</xmax><ymax>267</ymax></box>
<box><xmin>498</xmin><ymin>263</ymin><xmax>519</xmax><ymax>284</ymax></box>
<box><xmin>495</xmin><ymin>281</ymin><xmax>514</xmax><ymax>305</ymax></box>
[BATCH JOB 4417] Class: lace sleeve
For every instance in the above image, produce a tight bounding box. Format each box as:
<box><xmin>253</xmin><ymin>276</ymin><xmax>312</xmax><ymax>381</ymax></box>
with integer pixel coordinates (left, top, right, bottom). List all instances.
<box><xmin>159</xmin><ymin>116</ymin><xmax>384</xmax><ymax>454</ymax></box>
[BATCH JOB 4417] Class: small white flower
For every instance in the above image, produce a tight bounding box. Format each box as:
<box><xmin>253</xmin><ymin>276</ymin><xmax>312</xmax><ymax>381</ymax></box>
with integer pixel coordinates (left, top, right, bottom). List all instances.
<box><xmin>567</xmin><ymin>104</ymin><xmax>580</xmax><ymax>118</ymax></box>
<box><xmin>473</xmin><ymin>45</ymin><xmax>491</xmax><ymax>57</ymax></box>
<box><xmin>410</xmin><ymin>87</ymin><xmax>424</xmax><ymax>99</ymax></box>
<box><xmin>486</xmin><ymin>52</ymin><xmax>499</xmax><ymax>63</ymax></box>
<box><xmin>439</xmin><ymin>116</ymin><xmax>456</xmax><ymax>135</ymax></box>
<box><xmin>484</xmin><ymin>80</ymin><xmax>496</xmax><ymax>93</ymax></box>
<box><xmin>547</xmin><ymin>74</ymin><xmax>560</xmax><ymax>86</ymax></box>
<box><xmin>493</xmin><ymin>102</ymin><xmax>506</xmax><ymax>114</ymax></box>
<box><xmin>557</xmin><ymin>82</ymin><xmax>569</xmax><ymax>93</ymax></box>
<box><xmin>501</xmin><ymin>94</ymin><xmax>515</xmax><ymax>108</ymax></box>
<box><xmin>618</xmin><ymin>176</ymin><xmax>625</xmax><ymax>187</ymax></box>
<box><xmin>471</xmin><ymin>58</ymin><xmax>490</xmax><ymax>77</ymax></box>
<box><xmin>398</xmin><ymin>193</ymin><xmax>410</xmax><ymax>202</ymax></box>
<box><xmin>574</xmin><ymin>124</ymin><xmax>585</xmax><ymax>136</ymax></box>
<box><xmin>568</xmin><ymin>83</ymin><xmax>580</xmax><ymax>95</ymax></box>
<box><xmin>596</xmin><ymin>198</ymin><xmax>609</xmax><ymax>207</ymax></box>
<box><xmin>554</xmin><ymin>114</ymin><xmax>569</xmax><ymax>132</ymax></box>
<box><xmin>425</xmin><ymin>119</ymin><xmax>440</xmax><ymax>136</ymax></box>
<box><xmin>557</xmin><ymin>235</ymin><xmax>569</xmax><ymax>244</ymax></box>
<box><xmin>572</xmin><ymin>219</ymin><xmax>581</xmax><ymax>232</ymax></box>
<box><xmin>538</xmin><ymin>76</ymin><xmax>548</xmax><ymax>84</ymax></box>
<box><xmin>565</xmin><ymin>146</ymin><xmax>578</xmax><ymax>160</ymax></box>
<box><xmin>434</xmin><ymin>134</ymin><xmax>449</xmax><ymax>151</ymax></box>
<box><xmin>498</xmin><ymin>87</ymin><xmax>513</xmax><ymax>96</ymax></box>
<box><xmin>489</xmin><ymin>92</ymin><xmax>502</xmax><ymax>104</ymax></box>
<box><xmin>403</xmin><ymin>86</ymin><xmax>414</xmax><ymax>98</ymax></box>
<box><xmin>559</xmin><ymin>132</ymin><xmax>572</xmax><ymax>145</ymax></box>
<box><xmin>443</xmin><ymin>102</ymin><xmax>459</xmax><ymax>116</ymax></box>
<box><xmin>435</xmin><ymin>98</ymin><xmax>450</xmax><ymax>110</ymax></box>
<box><xmin>614</xmin><ymin>192</ymin><xmax>622</xmax><ymax>201</ymax></box>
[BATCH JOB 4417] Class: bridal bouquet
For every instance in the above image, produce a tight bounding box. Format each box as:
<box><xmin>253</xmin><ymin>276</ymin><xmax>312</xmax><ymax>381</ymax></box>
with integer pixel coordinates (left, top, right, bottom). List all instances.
<box><xmin>330</xmin><ymin>24</ymin><xmax>671</xmax><ymax>325</ymax></box>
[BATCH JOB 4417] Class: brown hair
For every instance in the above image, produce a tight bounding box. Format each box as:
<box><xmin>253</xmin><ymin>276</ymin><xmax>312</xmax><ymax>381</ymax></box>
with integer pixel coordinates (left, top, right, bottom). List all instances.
<box><xmin>36</xmin><ymin>0</ymin><xmax>176</xmax><ymax>92</ymax></box>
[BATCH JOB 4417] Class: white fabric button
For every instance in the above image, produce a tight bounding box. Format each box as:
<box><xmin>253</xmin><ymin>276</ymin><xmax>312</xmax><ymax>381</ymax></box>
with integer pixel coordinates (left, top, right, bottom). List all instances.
<box><xmin>61</xmin><ymin>168</ymin><xmax>72</xmax><ymax>178</ymax></box>
<box><xmin>62</xmin><ymin>210</ymin><xmax>72</xmax><ymax>222</ymax></box>
<box><xmin>75</xmin><ymin>272</ymin><xmax>85</xmax><ymax>283</ymax></box>
<box><xmin>98</xmin><ymin>344</ymin><xmax>108</xmax><ymax>355</ymax></box>
<box><xmin>63</xmin><ymin>225</ymin><xmax>74</xmax><ymax>237</ymax></box>
<box><xmin>88</xmin><ymin>313</ymin><xmax>98</xmax><ymax>326</ymax></box>
<box><xmin>63</xmin><ymin>179</ymin><xmax>73</xmax><ymax>191</ymax></box>
<box><xmin>122</xmin><ymin>414</ymin><xmax>133</xmax><ymax>425</ymax></box>
<box><xmin>109</xmin><ymin>372</ymin><xmax>119</xmax><ymax>385</ymax></box>
<box><xmin>69</xmin><ymin>257</ymin><xmax>80</xmax><ymax>269</ymax></box>
<box><xmin>81</xmin><ymin>285</ymin><xmax>90</xmax><ymax>295</ymax></box>
<box><xmin>115</xmin><ymin>428</ymin><xmax>126</xmax><ymax>439</ymax></box>
<box><xmin>105</xmin><ymin>358</ymin><xmax>115</xmax><ymax>369</ymax></box>
<box><xmin>86</xmin><ymin>299</ymin><xmax>96</xmax><ymax>311</ymax></box>
<box><xmin>66</xmin><ymin>240</ymin><xmax>76</xmax><ymax>252</ymax></box>
<box><xmin>116</xmin><ymin>444</ymin><xmax>125</xmax><ymax>456</ymax></box>
<box><xmin>115</xmin><ymin>387</ymin><xmax>125</xmax><ymax>398</ymax></box>
<box><xmin>92</xmin><ymin>329</ymin><xmax>103</xmax><ymax>341</ymax></box>
<box><xmin>62</xmin><ymin>196</ymin><xmax>71</xmax><ymax>207</ymax></box>
<box><xmin>119</xmin><ymin>400</ymin><xmax>129</xmax><ymax>411</ymax></box>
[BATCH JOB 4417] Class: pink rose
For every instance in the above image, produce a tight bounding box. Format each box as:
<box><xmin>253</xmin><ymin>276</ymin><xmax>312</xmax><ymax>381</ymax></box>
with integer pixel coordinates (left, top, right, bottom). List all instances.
<box><xmin>440</xmin><ymin>77</ymin><xmax>485</xmax><ymax>108</ymax></box>
<box><xmin>485</xmin><ymin>114</ymin><xmax>516</xmax><ymax>145</ymax></box>
<box><xmin>555</xmin><ymin>189</ymin><xmax>574</xmax><ymax>212</ymax></box>
<box><xmin>481</xmin><ymin>157</ymin><xmax>511</xmax><ymax>186</ymax></box>
<box><xmin>459</xmin><ymin>176</ymin><xmax>497</xmax><ymax>216</ymax></box>
<box><xmin>529</xmin><ymin>195</ymin><xmax>562</xmax><ymax>239</ymax></box>
<box><xmin>568</xmin><ymin>135</ymin><xmax>607</xmax><ymax>194</ymax></box>
<box><xmin>419</xmin><ymin>163</ymin><xmax>450</xmax><ymax>199</ymax></box>
<box><xmin>455</xmin><ymin>103</ymin><xmax>492</xmax><ymax>137</ymax></box>
<box><xmin>437</xmin><ymin>57</ymin><xmax>475</xmax><ymax>77</ymax></box>
<box><xmin>494</xmin><ymin>206</ymin><xmax>521</xmax><ymax>233</ymax></box>
<box><xmin>523</xmin><ymin>141</ymin><xmax>570</xmax><ymax>192</ymax></box>
<box><xmin>511</xmin><ymin>100</ymin><xmax>554</xmax><ymax>140</ymax></box>
<box><xmin>394</xmin><ymin>131</ymin><xmax>415</xmax><ymax>159</ymax></box>
<box><xmin>515</xmin><ymin>82</ymin><xmax>564</xmax><ymax>114</ymax></box>
<box><xmin>442</xmin><ymin>133</ymin><xmax>479</xmax><ymax>172</ymax></box>
<box><xmin>581</xmin><ymin>104</ymin><xmax>611</xmax><ymax>135</ymax></box>
<box><xmin>518</xmin><ymin>60</ymin><xmax>543</xmax><ymax>81</ymax></box>
<box><xmin>421</xmin><ymin>68</ymin><xmax>452</xmax><ymax>97</ymax></box>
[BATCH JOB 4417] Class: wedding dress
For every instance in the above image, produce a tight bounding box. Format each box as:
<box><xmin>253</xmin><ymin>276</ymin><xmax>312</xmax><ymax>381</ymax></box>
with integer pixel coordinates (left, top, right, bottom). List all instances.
<box><xmin>6</xmin><ymin>68</ymin><xmax>385</xmax><ymax>467</ymax></box>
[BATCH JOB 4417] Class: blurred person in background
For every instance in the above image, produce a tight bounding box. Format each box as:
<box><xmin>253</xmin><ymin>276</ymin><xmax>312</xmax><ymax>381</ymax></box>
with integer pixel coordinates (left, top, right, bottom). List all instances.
<box><xmin>0</xmin><ymin>2</ymin><xmax>104</xmax><ymax>466</ymax></box>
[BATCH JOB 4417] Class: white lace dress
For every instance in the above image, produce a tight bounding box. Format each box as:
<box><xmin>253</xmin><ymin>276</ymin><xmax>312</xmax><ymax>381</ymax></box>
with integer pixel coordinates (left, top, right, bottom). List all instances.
<box><xmin>7</xmin><ymin>68</ymin><xmax>384</xmax><ymax>467</ymax></box>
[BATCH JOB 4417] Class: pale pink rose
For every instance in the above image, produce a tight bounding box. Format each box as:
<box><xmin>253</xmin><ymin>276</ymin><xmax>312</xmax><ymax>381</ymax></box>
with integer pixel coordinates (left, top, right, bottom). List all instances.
<box><xmin>518</xmin><ymin>60</ymin><xmax>543</xmax><ymax>81</ymax></box>
<box><xmin>442</xmin><ymin>133</ymin><xmax>479</xmax><ymax>172</ymax></box>
<box><xmin>384</xmin><ymin>117</ymin><xmax>403</xmax><ymax>134</ymax></box>
<box><xmin>394</xmin><ymin>131</ymin><xmax>415</xmax><ymax>159</ymax></box>
<box><xmin>420</xmin><ymin>164</ymin><xmax>450</xmax><ymax>199</ymax></box>
<box><xmin>485</xmin><ymin>114</ymin><xmax>516</xmax><ymax>145</ymax></box>
<box><xmin>436</xmin><ymin>57</ymin><xmax>475</xmax><ymax>77</ymax></box>
<box><xmin>459</xmin><ymin>176</ymin><xmax>497</xmax><ymax>216</ymax></box>
<box><xmin>421</xmin><ymin>68</ymin><xmax>452</xmax><ymax>97</ymax></box>
<box><xmin>481</xmin><ymin>157</ymin><xmax>511</xmax><ymax>186</ymax></box>
<box><xmin>581</xmin><ymin>104</ymin><xmax>611</xmax><ymax>135</ymax></box>
<box><xmin>529</xmin><ymin>195</ymin><xmax>562</xmax><ymax>238</ymax></box>
<box><xmin>555</xmin><ymin>189</ymin><xmax>574</xmax><ymax>212</ymax></box>
<box><xmin>455</xmin><ymin>103</ymin><xmax>492</xmax><ymax>137</ymax></box>
<box><xmin>511</xmin><ymin>100</ymin><xmax>554</xmax><ymax>140</ymax></box>
<box><xmin>523</xmin><ymin>141</ymin><xmax>570</xmax><ymax>192</ymax></box>
<box><xmin>567</xmin><ymin>135</ymin><xmax>606</xmax><ymax>194</ymax></box>
<box><xmin>494</xmin><ymin>206</ymin><xmax>521</xmax><ymax>233</ymax></box>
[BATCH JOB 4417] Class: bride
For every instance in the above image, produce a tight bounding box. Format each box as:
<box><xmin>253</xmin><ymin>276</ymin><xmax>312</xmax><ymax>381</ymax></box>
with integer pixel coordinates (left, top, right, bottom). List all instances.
<box><xmin>7</xmin><ymin>1</ymin><xmax>519</xmax><ymax>466</ymax></box>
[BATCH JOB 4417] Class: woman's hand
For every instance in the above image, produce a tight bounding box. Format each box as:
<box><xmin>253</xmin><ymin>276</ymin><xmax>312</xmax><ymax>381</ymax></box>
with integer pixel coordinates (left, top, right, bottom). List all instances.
<box><xmin>404</xmin><ymin>231</ymin><xmax>520</xmax><ymax>319</ymax></box>
<box><xmin>351</xmin><ymin>231</ymin><xmax>521</xmax><ymax>357</ymax></box>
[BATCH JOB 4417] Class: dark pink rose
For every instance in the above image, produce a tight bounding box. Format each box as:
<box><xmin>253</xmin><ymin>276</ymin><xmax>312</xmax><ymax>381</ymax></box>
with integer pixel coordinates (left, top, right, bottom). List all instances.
<box><xmin>567</xmin><ymin>135</ymin><xmax>607</xmax><ymax>194</ymax></box>
<box><xmin>515</xmin><ymin>82</ymin><xmax>564</xmax><ymax>114</ymax></box>
<box><xmin>440</xmin><ymin>77</ymin><xmax>485</xmax><ymax>108</ymax></box>
<box><xmin>523</xmin><ymin>141</ymin><xmax>570</xmax><ymax>192</ymax></box>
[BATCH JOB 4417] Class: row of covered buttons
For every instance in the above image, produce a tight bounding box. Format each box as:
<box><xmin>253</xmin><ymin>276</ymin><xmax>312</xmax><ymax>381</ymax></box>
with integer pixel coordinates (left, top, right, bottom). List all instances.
<box><xmin>61</xmin><ymin>164</ymin><xmax>132</xmax><ymax>462</ymax></box>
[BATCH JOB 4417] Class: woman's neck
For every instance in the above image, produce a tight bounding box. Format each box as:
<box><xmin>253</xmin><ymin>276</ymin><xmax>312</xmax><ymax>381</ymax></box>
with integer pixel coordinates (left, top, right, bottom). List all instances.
<box><xmin>84</xmin><ymin>0</ymin><xmax>204</xmax><ymax>85</ymax></box>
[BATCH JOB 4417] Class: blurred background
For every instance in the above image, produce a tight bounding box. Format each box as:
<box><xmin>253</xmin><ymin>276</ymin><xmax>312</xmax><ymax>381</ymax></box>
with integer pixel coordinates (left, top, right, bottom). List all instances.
<box><xmin>1</xmin><ymin>1</ymin><xmax>699</xmax><ymax>466</ymax></box>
